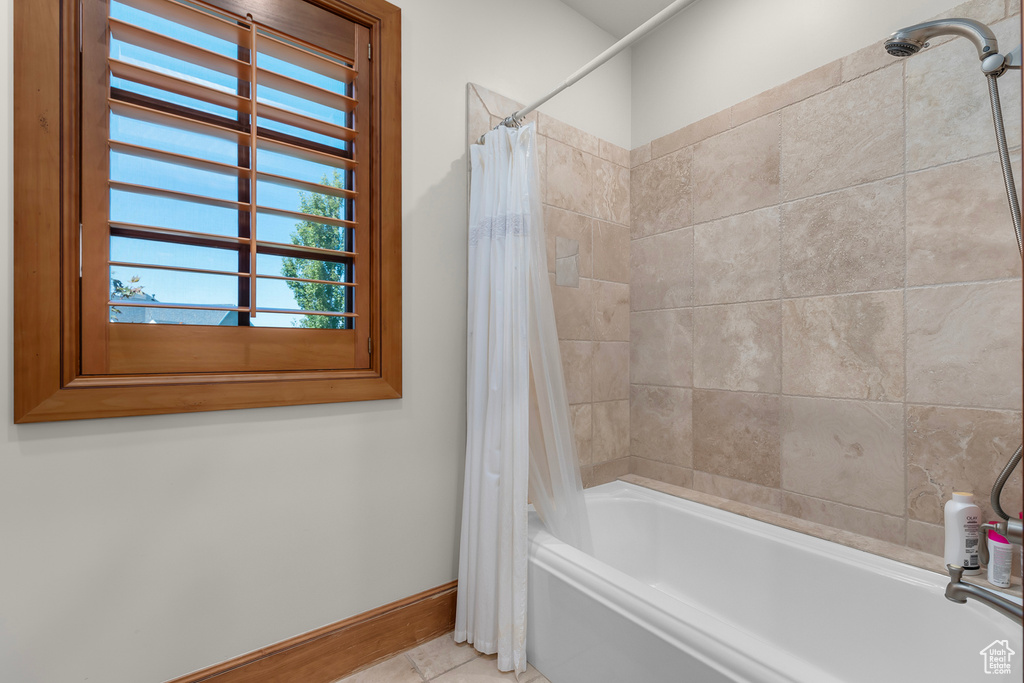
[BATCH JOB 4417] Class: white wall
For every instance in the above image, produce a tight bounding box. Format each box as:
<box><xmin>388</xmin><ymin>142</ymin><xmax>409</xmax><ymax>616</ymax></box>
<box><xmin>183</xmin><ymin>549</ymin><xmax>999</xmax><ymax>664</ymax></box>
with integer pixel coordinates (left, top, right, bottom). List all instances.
<box><xmin>631</xmin><ymin>0</ymin><xmax>961</xmax><ymax>146</ymax></box>
<box><xmin>0</xmin><ymin>1</ymin><xmax>627</xmax><ymax>681</ymax></box>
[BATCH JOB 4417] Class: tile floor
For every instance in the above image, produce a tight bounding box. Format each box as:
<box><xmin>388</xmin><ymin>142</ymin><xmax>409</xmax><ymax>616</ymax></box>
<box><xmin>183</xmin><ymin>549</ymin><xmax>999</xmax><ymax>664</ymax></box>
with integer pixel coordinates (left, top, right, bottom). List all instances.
<box><xmin>334</xmin><ymin>632</ymin><xmax>551</xmax><ymax>683</ymax></box>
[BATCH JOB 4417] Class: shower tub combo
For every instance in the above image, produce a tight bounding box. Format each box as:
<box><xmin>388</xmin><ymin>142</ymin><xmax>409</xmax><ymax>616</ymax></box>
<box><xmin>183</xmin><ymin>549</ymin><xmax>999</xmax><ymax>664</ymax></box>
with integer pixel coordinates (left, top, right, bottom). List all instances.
<box><xmin>526</xmin><ymin>481</ymin><xmax>1022</xmax><ymax>683</ymax></box>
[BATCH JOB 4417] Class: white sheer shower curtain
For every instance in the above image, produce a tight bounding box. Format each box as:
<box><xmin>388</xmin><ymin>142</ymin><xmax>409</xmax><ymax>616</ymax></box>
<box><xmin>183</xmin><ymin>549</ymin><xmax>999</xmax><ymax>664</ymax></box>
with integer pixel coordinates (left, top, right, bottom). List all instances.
<box><xmin>455</xmin><ymin>123</ymin><xmax>591</xmax><ymax>674</ymax></box>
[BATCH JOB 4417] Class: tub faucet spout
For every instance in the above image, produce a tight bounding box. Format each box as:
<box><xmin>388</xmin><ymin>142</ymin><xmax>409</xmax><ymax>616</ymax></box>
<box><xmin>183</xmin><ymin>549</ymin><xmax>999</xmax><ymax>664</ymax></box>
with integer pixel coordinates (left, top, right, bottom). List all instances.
<box><xmin>945</xmin><ymin>564</ymin><xmax>1023</xmax><ymax>625</ymax></box>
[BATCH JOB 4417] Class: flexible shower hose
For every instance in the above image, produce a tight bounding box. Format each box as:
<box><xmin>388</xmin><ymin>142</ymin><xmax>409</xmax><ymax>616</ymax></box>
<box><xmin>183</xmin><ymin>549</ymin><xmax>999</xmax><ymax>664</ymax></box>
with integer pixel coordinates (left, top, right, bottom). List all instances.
<box><xmin>985</xmin><ymin>74</ymin><xmax>1022</xmax><ymax>520</ymax></box>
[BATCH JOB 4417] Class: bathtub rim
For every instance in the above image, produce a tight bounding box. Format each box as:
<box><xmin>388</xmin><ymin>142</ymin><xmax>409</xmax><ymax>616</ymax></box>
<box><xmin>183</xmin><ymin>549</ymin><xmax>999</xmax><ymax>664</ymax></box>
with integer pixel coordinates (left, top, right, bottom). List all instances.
<box><xmin>528</xmin><ymin>482</ymin><xmax>852</xmax><ymax>683</ymax></box>
<box><xmin>527</xmin><ymin>480</ymin><xmax>1021</xmax><ymax>683</ymax></box>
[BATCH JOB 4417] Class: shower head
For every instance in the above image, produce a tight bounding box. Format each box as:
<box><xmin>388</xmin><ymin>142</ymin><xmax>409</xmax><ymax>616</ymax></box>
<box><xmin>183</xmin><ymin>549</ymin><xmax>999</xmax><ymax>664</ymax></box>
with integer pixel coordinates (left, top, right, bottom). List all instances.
<box><xmin>884</xmin><ymin>18</ymin><xmax>999</xmax><ymax>60</ymax></box>
<box><xmin>884</xmin><ymin>39</ymin><xmax>923</xmax><ymax>57</ymax></box>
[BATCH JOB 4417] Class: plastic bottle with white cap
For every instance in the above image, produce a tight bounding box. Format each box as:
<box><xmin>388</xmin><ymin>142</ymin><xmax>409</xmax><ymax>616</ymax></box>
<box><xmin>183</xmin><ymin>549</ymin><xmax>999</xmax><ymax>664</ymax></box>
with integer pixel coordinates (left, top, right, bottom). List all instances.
<box><xmin>944</xmin><ymin>492</ymin><xmax>981</xmax><ymax>576</ymax></box>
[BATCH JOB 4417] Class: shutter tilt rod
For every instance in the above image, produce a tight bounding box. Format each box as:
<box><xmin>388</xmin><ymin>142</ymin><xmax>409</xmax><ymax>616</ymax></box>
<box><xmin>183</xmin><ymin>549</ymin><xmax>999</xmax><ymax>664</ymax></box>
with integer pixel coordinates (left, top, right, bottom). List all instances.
<box><xmin>476</xmin><ymin>0</ymin><xmax>700</xmax><ymax>144</ymax></box>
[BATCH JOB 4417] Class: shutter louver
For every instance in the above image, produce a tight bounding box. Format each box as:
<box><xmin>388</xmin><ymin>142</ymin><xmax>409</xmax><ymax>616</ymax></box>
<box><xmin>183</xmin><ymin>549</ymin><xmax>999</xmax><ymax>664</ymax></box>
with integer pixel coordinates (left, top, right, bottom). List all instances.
<box><xmin>101</xmin><ymin>0</ymin><xmax>360</xmax><ymax>333</ymax></box>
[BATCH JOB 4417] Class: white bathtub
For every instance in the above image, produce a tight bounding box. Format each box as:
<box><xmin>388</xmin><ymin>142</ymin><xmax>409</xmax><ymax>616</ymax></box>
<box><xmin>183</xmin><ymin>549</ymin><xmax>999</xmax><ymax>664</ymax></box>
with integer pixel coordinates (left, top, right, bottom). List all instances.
<box><xmin>526</xmin><ymin>481</ymin><xmax>1022</xmax><ymax>683</ymax></box>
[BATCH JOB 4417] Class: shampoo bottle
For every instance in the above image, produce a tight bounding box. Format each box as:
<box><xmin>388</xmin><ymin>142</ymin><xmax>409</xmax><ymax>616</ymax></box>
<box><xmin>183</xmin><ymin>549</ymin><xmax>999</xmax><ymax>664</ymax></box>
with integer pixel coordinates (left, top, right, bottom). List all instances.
<box><xmin>944</xmin><ymin>492</ymin><xmax>981</xmax><ymax>575</ymax></box>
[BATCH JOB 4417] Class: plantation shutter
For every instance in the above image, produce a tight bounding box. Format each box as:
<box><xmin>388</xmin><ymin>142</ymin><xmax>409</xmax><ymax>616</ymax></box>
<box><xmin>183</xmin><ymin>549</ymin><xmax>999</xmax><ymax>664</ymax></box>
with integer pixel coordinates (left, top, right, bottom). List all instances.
<box><xmin>80</xmin><ymin>0</ymin><xmax>372</xmax><ymax>375</ymax></box>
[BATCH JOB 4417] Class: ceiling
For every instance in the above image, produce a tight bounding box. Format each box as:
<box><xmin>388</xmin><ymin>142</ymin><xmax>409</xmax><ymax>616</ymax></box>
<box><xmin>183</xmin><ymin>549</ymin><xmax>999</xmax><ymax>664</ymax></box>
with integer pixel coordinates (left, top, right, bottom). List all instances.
<box><xmin>559</xmin><ymin>0</ymin><xmax>692</xmax><ymax>38</ymax></box>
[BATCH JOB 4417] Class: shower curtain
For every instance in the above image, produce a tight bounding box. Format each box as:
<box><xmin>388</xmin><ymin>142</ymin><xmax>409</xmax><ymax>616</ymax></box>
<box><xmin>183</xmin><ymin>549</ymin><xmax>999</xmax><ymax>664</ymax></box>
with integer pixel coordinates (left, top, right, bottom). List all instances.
<box><xmin>455</xmin><ymin>123</ymin><xmax>591</xmax><ymax>674</ymax></box>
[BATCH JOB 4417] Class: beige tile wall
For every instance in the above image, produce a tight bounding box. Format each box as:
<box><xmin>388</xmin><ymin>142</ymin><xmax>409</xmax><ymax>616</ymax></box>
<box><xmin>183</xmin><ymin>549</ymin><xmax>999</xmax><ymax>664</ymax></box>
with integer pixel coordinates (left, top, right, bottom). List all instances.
<box><xmin>628</xmin><ymin>0</ymin><xmax>1023</xmax><ymax>555</ymax></box>
<box><xmin>467</xmin><ymin>0</ymin><xmax>1022</xmax><ymax>557</ymax></box>
<box><xmin>468</xmin><ymin>84</ymin><xmax>632</xmax><ymax>488</ymax></box>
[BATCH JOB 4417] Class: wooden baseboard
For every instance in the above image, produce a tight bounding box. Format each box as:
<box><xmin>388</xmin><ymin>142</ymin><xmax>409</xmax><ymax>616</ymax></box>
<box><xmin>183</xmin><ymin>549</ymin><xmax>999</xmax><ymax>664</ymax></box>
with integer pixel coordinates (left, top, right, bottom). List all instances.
<box><xmin>167</xmin><ymin>581</ymin><xmax>458</xmax><ymax>683</ymax></box>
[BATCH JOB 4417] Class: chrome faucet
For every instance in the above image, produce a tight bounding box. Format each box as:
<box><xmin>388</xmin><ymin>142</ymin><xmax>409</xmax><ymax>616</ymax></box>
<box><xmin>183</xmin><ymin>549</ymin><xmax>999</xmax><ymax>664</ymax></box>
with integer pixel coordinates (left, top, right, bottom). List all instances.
<box><xmin>945</xmin><ymin>564</ymin><xmax>1023</xmax><ymax>625</ymax></box>
<box><xmin>952</xmin><ymin>453</ymin><xmax>1024</xmax><ymax>625</ymax></box>
<box><xmin>944</xmin><ymin>514</ymin><xmax>1023</xmax><ymax>625</ymax></box>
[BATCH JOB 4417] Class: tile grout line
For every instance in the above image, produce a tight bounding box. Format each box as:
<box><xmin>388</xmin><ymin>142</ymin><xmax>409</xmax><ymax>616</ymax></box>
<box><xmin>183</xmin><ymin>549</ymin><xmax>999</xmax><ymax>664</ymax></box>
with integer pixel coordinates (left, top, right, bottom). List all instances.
<box><xmin>776</xmin><ymin>110</ymin><xmax>787</xmax><ymax>430</ymax></box>
<box><xmin>689</xmin><ymin>141</ymin><xmax>695</xmax><ymax>419</ymax></box>
<box><xmin>901</xmin><ymin>55</ymin><xmax>911</xmax><ymax>548</ymax></box>
<box><xmin>589</xmin><ymin>179</ymin><xmax>599</xmax><ymax>470</ymax></box>
<box><xmin>627</xmin><ymin>382</ymin><xmax>1022</xmax><ymax>414</ymax></box>
<box><xmin>624</xmin><ymin>275</ymin><xmax>1023</xmax><ymax>316</ymax></box>
<box><xmin>646</xmin><ymin>36</ymin><xmax>1022</xmax><ymax>167</ymax></box>
<box><xmin>646</xmin><ymin>59</ymin><xmax>891</xmax><ymax>162</ymax></box>
<box><xmin>693</xmin><ymin>468</ymin><xmax>909</xmax><ymax>521</ymax></box>
<box><xmin>405</xmin><ymin>652</ymin><xmax>428</xmax><ymax>682</ymax></box>
<box><xmin>631</xmin><ymin>147</ymin><xmax>1021</xmax><ymax>236</ymax></box>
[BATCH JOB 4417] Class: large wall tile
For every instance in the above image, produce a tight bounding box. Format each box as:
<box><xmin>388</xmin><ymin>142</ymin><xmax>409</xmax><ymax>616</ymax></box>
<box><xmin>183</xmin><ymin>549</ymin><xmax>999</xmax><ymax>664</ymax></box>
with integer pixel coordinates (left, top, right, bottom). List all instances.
<box><xmin>692</xmin><ymin>471</ymin><xmax>783</xmax><ymax>512</ymax></box>
<box><xmin>932</xmin><ymin>0</ymin><xmax>1008</xmax><ymax>25</ymax></box>
<box><xmin>782</xmin><ymin>291</ymin><xmax>904</xmax><ymax>401</ymax></box>
<box><xmin>781</xmin><ymin>397</ymin><xmax>905</xmax><ymax>515</ymax></box>
<box><xmin>630</xmin><ymin>385</ymin><xmax>693</xmax><ymax>466</ymax></box>
<box><xmin>472</xmin><ymin>85</ymin><xmax>529</xmax><ymax>126</ymax></box>
<box><xmin>906</xmin><ymin>521</ymin><xmax>943</xmax><ymax>557</ymax></box>
<box><xmin>781</xmin><ymin>65</ymin><xmax>903</xmax><ymax>200</ymax></box>
<box><xmin>693</xmin><ymin>301</ymin><xmax>781</xmax><ymax>393</ymax></box>
<box><xmin>907</xmin><ymin>405</ymin><xmax>1022</xmax><ymax>525</ymax></box>
<box><xmin>780</xmin><ymin>178</ymin><xmax>905</xmax><ymax>297</ymax></box>
<box><xmin>692</xmin><ymin>114</ymin><xmax>780</xmax><ymax>223</ymax></box>
<box><xmin>730</xmin><ymin>63</ymin><xmax>841</xmax><ymax>129</ymax></box>
<box><xmin>773</xmin><ymin>61</ymin><xmax>842</xmax><ymax>109</ymax></box>
<box><xmin>630</xmin><ymin>147</ymin><xmax>692</xmax><ymax>238</ymax></box>
<box><xmin>779</xmin><ymin>492</ymin><xmax>905</xmax><ymax>545</ymax></box>
<box><xmin>630</xmin><ymin>228</ymin><xmax>693</xmax><ymax>311</ymax></box>
<box><xmin>632</xmin><ymin>458</ymin><xmax>693</xmax><ymax>488</ymax></box>
<box><xmin>559</xmin><ymin>341</ymin><xmax>593</xmax><ymax>405</ymax></box>
<box><xmin>586</xmin><ymin>457</ymin><xmax>631</xmax><ymax>487</ymax></box>
<box><xmin>467</xmin><ymin>86</ymin><xmax>491</xmax><ymax>148</ymax></box>
<box><xmin>570</xmin><ymin>403</ymin><xmax>593</xmax><ymax>467</ymax></box>
<box><xmin>906</xmin><ymin>280</ymin><xmax>1022</xmax><ymax>409</ymax></box>
<box><xmin>599</xmin><ymin>139</ymin><xmax>630</xmax><ymax>169</ymax></box>
<box><xmin>547</xmin><ymin>138</ymin><xmax>594</xmax><ymax>215</ymax></box>
<box><xmin>593</xmin><ymin>400</ymin><xmax>630</xmax><ymax>464</ymax></box>
<box><xmin>593</xmin><ymin>221</ymin><xmax>630</xmax><ymax>284</ymax></box>
<box><xmin>556</xmin><ymin>237</ymin><xmax>581</xmax><ymax>288</ymax></box>
<box><xmin>592</xmin><ymin>342</ymin><xmax>630</xmax><ymax>402</ymax></box>
<box><xmin>729</xmin><ymin>90</ymin><xmax>775</xmax><ymax>129</ymax></box>
<box><xmin>651</xmin><ymin>109</ymin><xmax>731</xmax><ymax>159</ymax></box>
<box><xmin>551</xmin><ymin>275</ymin><xmax>593</xmax><ymax>340</ymax></box>
<box><xmin>906</xmin><ymin>154</ymin><xmax>1022</xmax><ymax>285</ymax></box>
<box><xmin>537</xmin><ymin>134</ymin><xmax>548</xmax><ymax>205</ymax></box>
<box><xmin>906</xmin><ymin>16</ymin><xmax>1021</xmax><ymax>170</ymax></box>
<box><xmin>593</xmin><ymin>157</ymin><xmax>630</xmax><ymax>226</ymax></box>
<box><xmin>593</xmin><ymin>281</ymin><xmax>630</xmax><ymax>342</ymax></box>
<box><xmin>630</xmin><ymin>309</ymin><xmax>692</xmax><ymax>387</ymax></box>
<box><xmin>693</xmin><ymin>206</ymin><xmax>780</xmax><ymax>305</ymax></box>
<box><xmin>544</xmin><ymin>206</ymin><xmax>592</xmax><ymax>277</ymax></box>
<box><xmin>630</xmin><ymin>143</ymin><xmax>651</xmax><ymax>169</ymax></box>
<box><xmin>539</xmin><ymin>111</ymin><xmax>600</xmax><ymax>156</ymax></box>
<box><xmin>841</xmin><ymin>42</ymin><xmax>900</xmax><ymax>83</ymax></box>
<box><xmin>693</xmin><ymin>390</ymin><xmax>781</xmax><ymax>488</ymax></box>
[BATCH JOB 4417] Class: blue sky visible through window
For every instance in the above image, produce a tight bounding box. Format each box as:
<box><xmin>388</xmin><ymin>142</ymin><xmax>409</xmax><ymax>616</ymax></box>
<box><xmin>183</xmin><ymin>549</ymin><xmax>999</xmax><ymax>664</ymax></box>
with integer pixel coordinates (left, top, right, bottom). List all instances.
<box><xmin>108</xmin><ymin>0</ymin><xmax>354</xmax><ymax>329</ymax></box>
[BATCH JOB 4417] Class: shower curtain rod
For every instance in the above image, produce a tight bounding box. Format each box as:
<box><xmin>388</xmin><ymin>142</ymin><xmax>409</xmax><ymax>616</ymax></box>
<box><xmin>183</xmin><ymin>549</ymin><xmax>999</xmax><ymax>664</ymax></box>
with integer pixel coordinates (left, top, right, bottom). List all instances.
<box><xmin>476</xmin><ymin>0</ymin><xmax>701</xmax><ymax>144</ymax></box>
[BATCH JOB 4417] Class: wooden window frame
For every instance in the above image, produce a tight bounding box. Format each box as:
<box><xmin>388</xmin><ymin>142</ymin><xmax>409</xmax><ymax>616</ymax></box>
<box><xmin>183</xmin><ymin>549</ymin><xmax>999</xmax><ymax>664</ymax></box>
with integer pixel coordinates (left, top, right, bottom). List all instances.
<box><xmin>13</xmin><ymin>0</ymin><xmax>402</xmax><ymax>423</ymax></box>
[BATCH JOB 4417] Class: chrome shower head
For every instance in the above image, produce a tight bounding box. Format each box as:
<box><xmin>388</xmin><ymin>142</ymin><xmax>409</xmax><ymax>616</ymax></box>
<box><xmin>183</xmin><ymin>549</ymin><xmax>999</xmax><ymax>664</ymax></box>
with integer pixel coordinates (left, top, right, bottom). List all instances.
<box><xmin>884</xmin><ymin>18</ymin><xmax>999</xmax><ymax>60</ymax></box>
<box><xmin>884</xmin><ymin>39</ymin><xmax>923</xmax><ymax>57</ymax></box>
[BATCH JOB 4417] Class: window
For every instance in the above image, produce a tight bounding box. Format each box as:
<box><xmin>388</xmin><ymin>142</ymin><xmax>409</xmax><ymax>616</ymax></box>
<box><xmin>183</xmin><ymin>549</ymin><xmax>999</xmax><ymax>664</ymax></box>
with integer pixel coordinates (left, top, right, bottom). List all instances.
<box><xmin>14</xmin><ymin>0</ymin><xmax>401</xmax><ymax>422</ymax></box>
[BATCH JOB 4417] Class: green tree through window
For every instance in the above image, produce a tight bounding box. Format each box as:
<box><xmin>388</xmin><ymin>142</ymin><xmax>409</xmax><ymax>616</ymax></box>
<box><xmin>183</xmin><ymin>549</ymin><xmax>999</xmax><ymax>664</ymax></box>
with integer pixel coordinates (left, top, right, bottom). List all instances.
<box><xmin>109</xmin><ymin>275</ymin><xmax>145</xmax><ymax>321</ymax></box>
<box><xmin>282</xmin><ymin>171</ymin><xmax>349</xmax><ymax>329</ymax></box>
